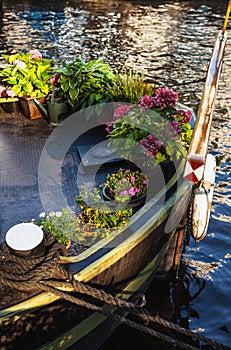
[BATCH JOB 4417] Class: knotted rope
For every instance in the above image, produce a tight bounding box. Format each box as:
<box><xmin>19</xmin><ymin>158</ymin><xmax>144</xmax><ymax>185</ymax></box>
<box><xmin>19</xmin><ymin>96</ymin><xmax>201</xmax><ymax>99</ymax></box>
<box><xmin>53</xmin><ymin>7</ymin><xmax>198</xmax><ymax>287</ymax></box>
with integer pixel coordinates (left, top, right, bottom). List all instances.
<box><xmin>0</xmin><ymin>235</ymin><xmax>230</xmax><ymax>350</ymax></box>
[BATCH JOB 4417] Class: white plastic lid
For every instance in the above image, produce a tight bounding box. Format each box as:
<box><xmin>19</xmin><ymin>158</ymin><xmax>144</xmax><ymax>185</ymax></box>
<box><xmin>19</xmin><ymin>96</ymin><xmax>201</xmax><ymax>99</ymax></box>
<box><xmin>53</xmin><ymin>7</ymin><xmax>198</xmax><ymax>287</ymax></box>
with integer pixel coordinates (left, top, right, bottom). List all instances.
<box><xmin>6</xmin><ymin>223</ymin><xmax>44</xmax><ymax>251</ymax></box>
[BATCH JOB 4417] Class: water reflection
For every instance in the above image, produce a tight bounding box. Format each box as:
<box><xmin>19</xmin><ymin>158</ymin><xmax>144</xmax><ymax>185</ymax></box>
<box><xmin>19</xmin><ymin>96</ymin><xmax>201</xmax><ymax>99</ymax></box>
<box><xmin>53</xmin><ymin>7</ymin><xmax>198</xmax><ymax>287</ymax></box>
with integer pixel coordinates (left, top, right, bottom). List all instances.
<box><xmin>0</xmin><ymin>1</ymin><xmax>230</xmax><ymax>348</ymax></box>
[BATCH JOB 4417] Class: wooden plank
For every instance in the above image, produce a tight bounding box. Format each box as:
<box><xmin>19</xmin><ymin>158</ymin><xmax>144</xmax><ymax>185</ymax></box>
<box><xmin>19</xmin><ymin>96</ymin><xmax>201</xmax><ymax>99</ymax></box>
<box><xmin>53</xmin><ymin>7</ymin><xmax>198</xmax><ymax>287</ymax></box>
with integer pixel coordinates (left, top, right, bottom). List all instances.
<box><xmin>184</xmin><ymin>27</ymin><xmax>228</xmax><ymax>183</ymax></box>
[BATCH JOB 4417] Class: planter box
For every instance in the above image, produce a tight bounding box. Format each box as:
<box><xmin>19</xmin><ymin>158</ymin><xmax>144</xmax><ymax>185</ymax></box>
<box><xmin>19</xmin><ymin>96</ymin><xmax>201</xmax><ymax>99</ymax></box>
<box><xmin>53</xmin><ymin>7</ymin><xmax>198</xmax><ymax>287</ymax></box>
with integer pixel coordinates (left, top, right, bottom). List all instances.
<box><xmin>0</xmin><ymin>97</ymin><xmax>20</xmax><ymax>114</ymax></box>
<box><xmin>19</xmin><ymin>96</ymin><xmax>46</xmax><ymax>119</ymax></box>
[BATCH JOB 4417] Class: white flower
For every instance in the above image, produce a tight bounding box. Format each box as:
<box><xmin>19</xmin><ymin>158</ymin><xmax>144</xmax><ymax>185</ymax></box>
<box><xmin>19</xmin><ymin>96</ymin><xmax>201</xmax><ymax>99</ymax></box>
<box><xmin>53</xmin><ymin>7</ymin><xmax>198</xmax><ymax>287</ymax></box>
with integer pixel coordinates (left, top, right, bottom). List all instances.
<box><xmin>14</xmin><ymin>59</ymin><xmax>26</xmax><ymax>69</ymax></box>
<box><xmin>39</xmin><ymin>212</ymin><xmax>46</xmax><ymax>218</ymax></box>
<box><xmin>49</xmin><ymin>211</ymin><xmax>56</xmax><ymax>217</ymax></box>
<box><xmin>55</xmin><ymin>211</ymin><xmax>62</xmax><ymax>217</ymax></box>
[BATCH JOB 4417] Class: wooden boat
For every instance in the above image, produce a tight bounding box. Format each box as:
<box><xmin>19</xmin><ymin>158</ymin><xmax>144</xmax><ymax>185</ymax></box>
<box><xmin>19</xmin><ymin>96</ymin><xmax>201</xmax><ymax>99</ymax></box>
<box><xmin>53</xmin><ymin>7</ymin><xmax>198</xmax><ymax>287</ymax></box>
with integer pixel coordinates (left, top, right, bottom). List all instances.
<box><xmin>0</xmin><ymin>3</ymin><xmax>230</xmax><ymax>350</ymax></box>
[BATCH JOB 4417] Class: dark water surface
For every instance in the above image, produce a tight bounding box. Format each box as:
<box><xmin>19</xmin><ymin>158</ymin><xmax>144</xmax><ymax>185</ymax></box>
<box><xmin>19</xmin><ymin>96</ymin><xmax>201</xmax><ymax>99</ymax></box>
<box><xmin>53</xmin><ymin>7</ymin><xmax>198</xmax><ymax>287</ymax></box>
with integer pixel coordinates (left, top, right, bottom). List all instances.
<box><xmin>0</xmin><ymin>0</ymin><xmax>230</xmax><ymax>349</ymax></box>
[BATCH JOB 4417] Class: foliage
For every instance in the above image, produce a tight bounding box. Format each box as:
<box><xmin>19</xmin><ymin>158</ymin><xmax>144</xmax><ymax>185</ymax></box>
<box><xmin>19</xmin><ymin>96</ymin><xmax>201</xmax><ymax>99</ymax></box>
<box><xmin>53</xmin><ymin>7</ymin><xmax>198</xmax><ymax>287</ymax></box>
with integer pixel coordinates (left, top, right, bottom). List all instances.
<box><xmin>75</xmin><ymin>187</ymin><xmax>133</xmax><ymax>240</ymax></box>
<box><xmin>106</xmin><ymin>86</ymin><xmax>193</xmax><ymax>166</ymax></box>
<box><xmin>53</xmin><ymin>58</ymin><xmax>114</xmax><ymax>116</ymax></box>
<box><xmin>35</xmin><ymin>209</ymin><xmax>77</xmax><ymax>246</ymax></box>
<box><xmin>103</xmin><ymin>168</ymin><xmax>147</xmax><ymax>203</ymax></box>
<box><xmin>109</xmin><ymin>69</ymin><xmax>156</xmax><ymax>104</ymax></box>
<box><xmin>0</xmin><ymin>49</ymin><xmax>54</xmax><ymax>98</ymax></box>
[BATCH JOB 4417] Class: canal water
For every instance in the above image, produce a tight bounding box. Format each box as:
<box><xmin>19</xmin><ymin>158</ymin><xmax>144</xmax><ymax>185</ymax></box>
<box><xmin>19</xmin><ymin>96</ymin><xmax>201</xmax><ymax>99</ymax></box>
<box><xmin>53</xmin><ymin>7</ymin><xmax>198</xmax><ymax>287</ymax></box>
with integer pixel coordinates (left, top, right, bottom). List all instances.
<box><xmin>0</xmin><ymin>0</ymin><xmax>230</xmax><ymax>349</ymax></box>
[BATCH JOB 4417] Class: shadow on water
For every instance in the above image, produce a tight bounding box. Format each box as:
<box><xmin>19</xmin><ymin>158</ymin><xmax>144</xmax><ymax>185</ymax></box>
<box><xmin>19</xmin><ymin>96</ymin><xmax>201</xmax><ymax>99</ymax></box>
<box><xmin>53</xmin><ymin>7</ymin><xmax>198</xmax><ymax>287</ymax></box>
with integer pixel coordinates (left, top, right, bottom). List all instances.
<box><xmin>0</xmin><ymin>0</ymin><xmax>230</xmax><ymax>349</ymax></box>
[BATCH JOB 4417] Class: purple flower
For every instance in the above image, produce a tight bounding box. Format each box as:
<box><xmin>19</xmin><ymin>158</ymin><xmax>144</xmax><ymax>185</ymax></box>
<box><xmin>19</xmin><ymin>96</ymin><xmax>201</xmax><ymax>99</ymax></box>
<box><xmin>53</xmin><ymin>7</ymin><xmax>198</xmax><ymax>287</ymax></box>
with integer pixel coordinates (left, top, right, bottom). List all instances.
<box><xmin>109</xmin><ymin>189</ymin><xmax>114</xmax><ymax>194</ymax></box>
<box><xmin>138</xmin><ymin>95</ymin><xmax>155</xmax><ymax>109</ymax></box>
<box><xmin>113</xmin><ymin>105</ymin><xmax>130</xmax><ymax>120</ymax></box>
<box><xmin>153</xmin><ymin>86</ymin><xmax>178</xmax><ymax>109</ymax></box>
<box><xmin>140</xmin><ymin>134</ymin><xmax>165</xmax><ymax>159</ymax></box>
<box><xmin>106</xmin><ymin>121</ymin><xmax>114</xmax><ymax>133</ymax></box>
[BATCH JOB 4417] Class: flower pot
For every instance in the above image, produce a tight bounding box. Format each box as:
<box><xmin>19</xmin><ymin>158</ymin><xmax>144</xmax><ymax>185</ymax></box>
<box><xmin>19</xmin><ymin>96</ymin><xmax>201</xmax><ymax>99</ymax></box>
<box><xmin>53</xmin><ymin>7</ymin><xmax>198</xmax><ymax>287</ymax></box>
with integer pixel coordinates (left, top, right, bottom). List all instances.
<box><xmin>47</xmin><ymin>101</ymin><xmax>71</xmax><ymax>125</ymax></box>
<box><xmin>102</xmin><ymin>186</ymin><xmax>147</xmax><ymax>212</ymax></box>
<box><xmin>19</xmin><ymin>96</ymin><xmax>46</xmax><ymax>119</ymax></box>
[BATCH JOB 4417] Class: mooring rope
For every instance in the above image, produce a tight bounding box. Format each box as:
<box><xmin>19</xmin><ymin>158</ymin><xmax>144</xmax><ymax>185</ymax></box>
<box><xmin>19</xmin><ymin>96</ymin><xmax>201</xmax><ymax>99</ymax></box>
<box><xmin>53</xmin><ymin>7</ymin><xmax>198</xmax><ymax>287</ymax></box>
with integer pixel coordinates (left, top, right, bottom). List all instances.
<box><xmin>0</xmin><ymin>236</ymin><xmax>230</xmax><ymax>350</ymax></box>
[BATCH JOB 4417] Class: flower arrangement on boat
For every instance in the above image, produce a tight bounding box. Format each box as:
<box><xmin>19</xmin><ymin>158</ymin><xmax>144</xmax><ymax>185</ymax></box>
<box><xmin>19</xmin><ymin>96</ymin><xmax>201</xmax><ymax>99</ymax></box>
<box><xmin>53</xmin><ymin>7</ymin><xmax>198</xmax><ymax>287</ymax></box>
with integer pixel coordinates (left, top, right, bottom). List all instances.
<box><xmin>102</xmin><ymin>168</ymin><xmax>147</xmax><ymax>203</ymax></box>
<box><xmin>0</xmin><ymin>49</ymin><xmax>54</xmax><ymax>98</ymax></box>
<box><xmin>34</xmin><ymin>187</ymin><xmax>133</xmax><ymax>247</ymax></box>
<box><xmin>76</xmin><ymin>187</ymin><xmax>133</xmax><ymax>234</ymax></box>
<box><xmin>34</xmin><ymin>209</ymin><xmax>77</xmax><ymax>246</ymax></box>
<box><xmin>106</xmin><ymin>86</ymin><xmax>193</xmax><ymax>166</ymax></box>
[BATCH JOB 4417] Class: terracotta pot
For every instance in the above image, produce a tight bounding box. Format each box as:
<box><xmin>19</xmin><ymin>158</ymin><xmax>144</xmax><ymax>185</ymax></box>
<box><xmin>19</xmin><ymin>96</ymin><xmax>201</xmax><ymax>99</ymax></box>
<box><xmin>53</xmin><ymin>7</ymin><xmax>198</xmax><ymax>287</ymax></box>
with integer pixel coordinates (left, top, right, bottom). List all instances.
<box><xmin>19</xmin><ymin>96</ymin><xmax>46</xmax><ymax>119</ymax></box>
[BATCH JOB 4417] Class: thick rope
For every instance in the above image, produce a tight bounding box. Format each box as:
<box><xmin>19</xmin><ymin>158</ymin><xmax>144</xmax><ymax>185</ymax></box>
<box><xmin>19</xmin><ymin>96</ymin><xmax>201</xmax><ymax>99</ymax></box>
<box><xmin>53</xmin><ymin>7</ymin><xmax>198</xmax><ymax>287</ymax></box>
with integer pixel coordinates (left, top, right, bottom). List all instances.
<box><xmin>0</xmin><ymin>237</ymin><xmax>230</xmax><ymax>350</ymax></box>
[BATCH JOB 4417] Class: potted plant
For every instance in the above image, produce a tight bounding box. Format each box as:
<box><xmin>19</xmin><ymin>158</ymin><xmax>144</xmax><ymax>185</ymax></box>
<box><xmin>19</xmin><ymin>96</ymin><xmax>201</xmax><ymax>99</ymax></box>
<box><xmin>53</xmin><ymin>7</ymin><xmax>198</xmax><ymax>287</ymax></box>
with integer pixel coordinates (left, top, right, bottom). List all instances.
<box><xmin>34</xmin><ymin>209</ymin><xmax>78</xmax><ymax>248</ymax></box>
<box><xmin>0</xmin><ymin>49</ymin><xmax>54</xmax><ymax>119</ymax></box>
<box><xmin>75</xmin><ymin>187</ymin><xmax>133</xmax><ymax>245</ymax></box>
<box><xmin>102</xmin><ymin>168</ymin><xmax>147</xmax><ymax>210</ymax></box>
<box><xmin>0</xmin><ymin>84</ymin><xmax>20</xmax><ymax>113</ymax></box>
<box><xmin>109</xmin><ymin>69</ymin><xmax>156</xmax><ymax>104</ymax></box>
<box><xmin>53</xmin><ymin>57</ymin><xmax>114</xmax><ymax>121</ymax></box>
<box><xmin>106</xmin><ymin>86</ymin><xmax>193</xmax><ymax>169</ymax></box>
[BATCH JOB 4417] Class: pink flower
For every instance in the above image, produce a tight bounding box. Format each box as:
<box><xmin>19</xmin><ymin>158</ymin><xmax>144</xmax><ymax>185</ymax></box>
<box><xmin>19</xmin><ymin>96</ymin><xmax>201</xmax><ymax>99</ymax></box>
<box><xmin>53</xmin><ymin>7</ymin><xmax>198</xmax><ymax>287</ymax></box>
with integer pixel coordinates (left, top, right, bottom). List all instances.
<box><xmin>153</xmin><ymin>86</ymin><xmax>178</xmax><ymax>109</ymax></box>
<box><xmin>140</xmin><ymin>134</ymin><xmax>165</xmax><ymax>159</ymax></box>
<box><xmin>14</xmin><ymin>59</ymin><xmax>26</xmax><ymax>69</ymax></box>
<box><xmin>130</xmin><ymin>176</ymin><xmax>136</xmax><ymax>182</ymax></box>
<box><xmin>143</xmin><ymin>180</ymin><xmax>147</xmax><ymax>184</ymax></box>
<box><xmin>6</xmin><ymin>88</ymin><xmax>16</xmax><ymax>97</ymax></box>
<box><xmin>106</xmin><ymin>121</ymin><xmax>114</xmax><ymax>133</ymax></box>
<box><xmin>109</xmin><ymin>189</ymin><xmax>114</xmax><ymax>194</ymax></box>
<box><xmin>0</xmin><ymin>86</ymin><xmax>6</xmax><ymax>97</ymax></box>
<box><xmin>138</xmin><ymin>95</ymin><xmax>155</xmax><ymax>109</ymax></box>
<box><xmin>113</xmin><ymin>105</ymin><xmax>130</xmax><ymax>120</ymax></box>
<box><xmin>176</xmin><ymin>109</ymin><xmax>192</xmax><ymax>123</ymax></box>
<box><xmin>29</xmin><ymin>49</ymin><xmax>42</xmax><ymax>59</ymax></box>
<box><xmin>120</xmin><ymin>190</ymin><xmax>128</xmax><ymax>195</ymax></box>
<box><xmin>128</xmin><ymin>187</ymin><xmax>136</xmax><ymax>196</ymax></box>
<box><xmin>51</xmin><ymin>74</ymin><xmax>59</xmax><ymax>85</ymax></box>
<box><xmin>122</xmin><ymin>178</ymin><xmax>127</xmax><ymax>182</ymax></box>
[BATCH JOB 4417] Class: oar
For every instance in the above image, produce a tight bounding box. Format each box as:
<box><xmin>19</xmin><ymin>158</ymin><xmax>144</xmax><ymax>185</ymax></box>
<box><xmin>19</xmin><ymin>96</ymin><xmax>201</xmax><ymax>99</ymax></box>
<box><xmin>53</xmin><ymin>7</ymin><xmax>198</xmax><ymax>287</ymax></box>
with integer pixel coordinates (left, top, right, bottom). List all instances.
<box><xmin>183</xmin><ymin>0</ymin><xmax>231</xmax><ymax>182</ymax></box>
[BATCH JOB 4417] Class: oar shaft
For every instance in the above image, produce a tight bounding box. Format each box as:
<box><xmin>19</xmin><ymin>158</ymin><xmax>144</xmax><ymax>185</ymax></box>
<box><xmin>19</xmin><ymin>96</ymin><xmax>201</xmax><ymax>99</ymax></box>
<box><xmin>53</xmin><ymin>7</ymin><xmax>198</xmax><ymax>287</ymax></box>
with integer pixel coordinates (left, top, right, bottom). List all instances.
<box><xmin>222</xmin><ymin>0</ymin><xmax>231</xmax><ymax>33</ymax></box>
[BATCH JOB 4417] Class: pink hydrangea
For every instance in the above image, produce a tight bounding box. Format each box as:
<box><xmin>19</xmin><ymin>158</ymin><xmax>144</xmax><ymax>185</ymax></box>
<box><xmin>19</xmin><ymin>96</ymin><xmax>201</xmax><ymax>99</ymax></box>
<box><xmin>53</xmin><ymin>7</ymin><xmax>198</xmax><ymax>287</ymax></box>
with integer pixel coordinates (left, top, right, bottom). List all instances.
<box><xmin>6</xmin><ymin>88</ymin><xmax>16</xmax><ymax>97</ymax></box>
<box><xmin>153</xmin><ymin>86</ymin><xmax>178</xmax><ymax>109</ymax></box>
<box><xmin>14</xmin><ymin>59</ymin><xmax>26</xmax><ymax>69</ymax></box>
<box><xmin>140</xmin><ymin>134</ymin><xmax>164</xmax><ymax>159</ymax></box>
<box><xmin>29</xmin><ymin>49</ymin><xmax>42</xmax><ymax>59</ymax></box>
<box><xmin>138</xmin><ymin>95</ymin><xmax>155</xmax><ymax>109</ymax></box>
<box><xmin>113</xmin><ymin>105</ymin><xmax>130</xmax><ymax>120</ymax></box>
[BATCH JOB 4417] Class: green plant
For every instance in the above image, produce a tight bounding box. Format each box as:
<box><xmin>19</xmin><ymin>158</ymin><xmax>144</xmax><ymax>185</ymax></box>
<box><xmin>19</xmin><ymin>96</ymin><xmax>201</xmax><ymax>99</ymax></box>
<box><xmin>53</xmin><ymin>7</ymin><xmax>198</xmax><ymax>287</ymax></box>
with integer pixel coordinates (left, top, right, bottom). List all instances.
<box><xmin>35</xmin><ymin>209</ymin><xmax>77</xmax><ymax>246</ymax></box>
<box><xmin>53</xmin><ymin>58</ymin><xmax>114</xmax><ymax>115</ymax></box>
<box><xmin>75</xmin><ymin>187</ymin><xmax>133</xmax><ymax>240</ymax></box>
<box><xmin>109</xmin><ymin>69</ymin><xmax>156</xmax><ymax>104</ymax></box>
<box><xmin>106</xmin><ymin>86</ymin><xmax>193</xmax><ymax>166</ymax></box>
<box><xmin>102</xmin><ymin>168</ymin><xmax>147</xmax><ymax>203</ymax></box>
<box><xmin>0</xmin><ymin>49</ymin><xmax>54</xmax><ymax>98</ymax></box>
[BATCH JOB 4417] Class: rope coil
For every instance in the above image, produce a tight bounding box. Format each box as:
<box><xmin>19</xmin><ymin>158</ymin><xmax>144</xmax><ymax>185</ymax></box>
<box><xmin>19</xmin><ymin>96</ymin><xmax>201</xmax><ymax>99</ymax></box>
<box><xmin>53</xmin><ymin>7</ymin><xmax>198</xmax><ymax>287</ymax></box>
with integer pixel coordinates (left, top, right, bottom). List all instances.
<box><xmin>0</xmin><ymin>235</ymin><xmax>230</xmax><ymax>350</ymax></box>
